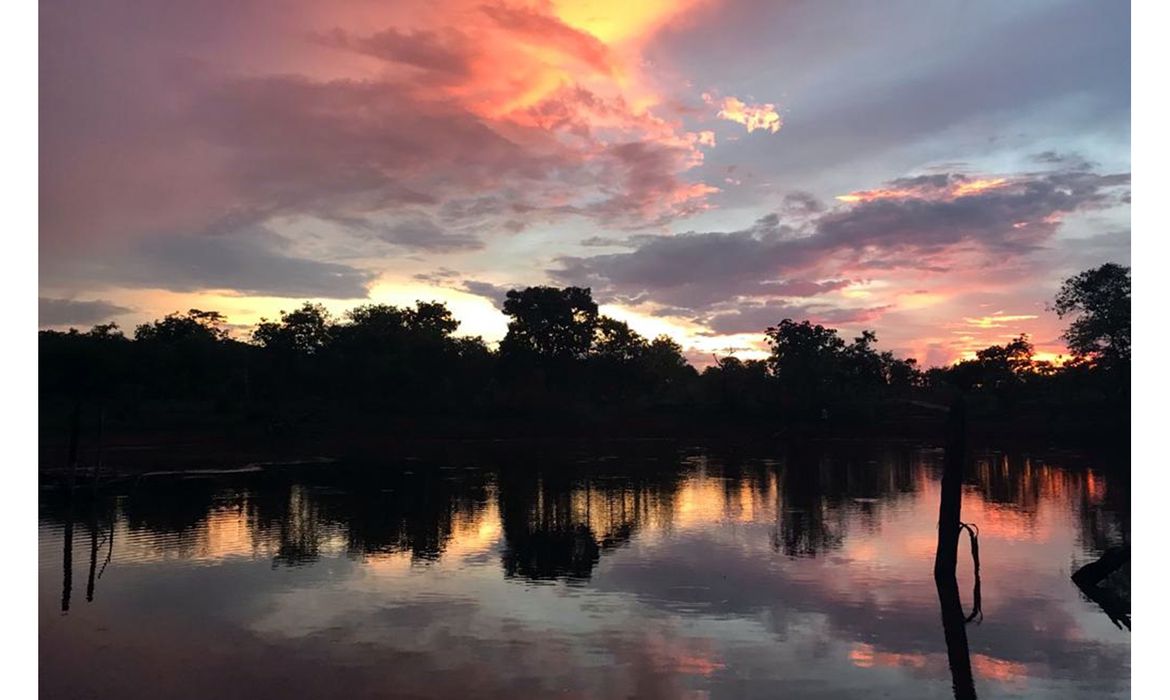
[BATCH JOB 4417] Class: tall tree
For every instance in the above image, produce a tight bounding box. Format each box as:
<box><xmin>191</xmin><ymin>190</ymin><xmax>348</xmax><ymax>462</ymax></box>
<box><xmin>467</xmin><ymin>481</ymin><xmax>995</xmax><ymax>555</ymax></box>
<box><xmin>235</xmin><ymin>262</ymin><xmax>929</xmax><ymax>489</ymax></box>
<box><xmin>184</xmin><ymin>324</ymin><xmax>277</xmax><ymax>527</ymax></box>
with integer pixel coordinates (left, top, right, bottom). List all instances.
<box><xmin>1052</xmin><ymin>263</ymin><xmax>1131</xmax><ymax>364</ymax></box>
<box><xmin>500</xmin><ymin>287</ymin><xmax>599</xmax><ymax>360</ymax></box>
<box><xmin>765</xmin><ymin>319</ymin><xmax>847</xmax><ymax>416</ymax></box>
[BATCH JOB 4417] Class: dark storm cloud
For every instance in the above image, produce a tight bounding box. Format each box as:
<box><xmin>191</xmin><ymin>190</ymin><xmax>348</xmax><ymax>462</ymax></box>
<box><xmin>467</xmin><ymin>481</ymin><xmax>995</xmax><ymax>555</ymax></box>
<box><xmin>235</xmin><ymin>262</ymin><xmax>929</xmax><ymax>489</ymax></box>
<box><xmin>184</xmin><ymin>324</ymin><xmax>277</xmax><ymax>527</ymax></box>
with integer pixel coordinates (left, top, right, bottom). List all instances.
<box><xmin>104</xmin><ymin>229</ymin><xmax>376</xmax><ymax>299</ymax></box>
<box><xmin>39</xmin><ymin>298</ymin><xmax>133</xmax><ymax>326</ymax></box>
<box><xmin>553</xmin><ymin>168</ymin><xmax>1129</xmax><ymax>315</ymax></box>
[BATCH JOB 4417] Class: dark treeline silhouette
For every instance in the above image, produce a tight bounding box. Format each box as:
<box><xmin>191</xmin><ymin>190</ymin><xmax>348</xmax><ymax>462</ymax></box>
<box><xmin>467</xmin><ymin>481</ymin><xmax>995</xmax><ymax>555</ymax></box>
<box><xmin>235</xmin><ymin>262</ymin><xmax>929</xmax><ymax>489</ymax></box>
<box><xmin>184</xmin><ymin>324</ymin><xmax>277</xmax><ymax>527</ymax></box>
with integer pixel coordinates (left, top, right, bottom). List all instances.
<box><xmin>40</xmin><ymin>264</ymin><xmax>1130</xmax><ymax>446</ymax></box>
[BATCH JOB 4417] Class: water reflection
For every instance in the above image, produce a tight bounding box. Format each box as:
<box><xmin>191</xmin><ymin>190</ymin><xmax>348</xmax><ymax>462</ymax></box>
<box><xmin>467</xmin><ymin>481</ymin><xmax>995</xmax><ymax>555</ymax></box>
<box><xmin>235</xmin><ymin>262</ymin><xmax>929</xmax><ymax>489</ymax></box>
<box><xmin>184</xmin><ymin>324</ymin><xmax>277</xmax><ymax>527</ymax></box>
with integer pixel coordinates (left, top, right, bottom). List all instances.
<box><xmin>40</xmin><ymin>443</ymin><xmax>1129</xmax><ymax>699</ymax></box>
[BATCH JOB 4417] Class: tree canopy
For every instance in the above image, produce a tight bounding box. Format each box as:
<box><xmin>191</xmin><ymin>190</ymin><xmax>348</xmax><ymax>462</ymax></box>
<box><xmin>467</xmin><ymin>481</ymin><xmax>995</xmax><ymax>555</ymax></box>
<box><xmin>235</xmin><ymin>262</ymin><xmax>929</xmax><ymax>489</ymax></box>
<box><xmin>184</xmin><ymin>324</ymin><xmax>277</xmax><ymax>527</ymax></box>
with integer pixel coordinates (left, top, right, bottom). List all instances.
<box><xmin>1053</xmin><ymin>263</ymin><xmax>1131</xmax><ymax>364</ymax></box>
<box><xmin>500</xmin><ymin>286</ymin><xmax>599</xmax><ymax>360</ymax></box>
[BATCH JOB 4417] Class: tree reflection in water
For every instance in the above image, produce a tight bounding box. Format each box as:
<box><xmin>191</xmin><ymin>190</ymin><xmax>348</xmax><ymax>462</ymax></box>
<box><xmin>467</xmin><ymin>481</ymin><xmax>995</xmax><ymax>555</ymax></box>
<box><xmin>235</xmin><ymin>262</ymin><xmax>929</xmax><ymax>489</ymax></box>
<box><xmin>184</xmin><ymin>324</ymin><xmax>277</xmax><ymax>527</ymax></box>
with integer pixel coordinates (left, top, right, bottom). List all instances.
<box><xmin>40</xmin><ymin>440</ymin><xmax>1127</xmax><ymax>700</ymax></box>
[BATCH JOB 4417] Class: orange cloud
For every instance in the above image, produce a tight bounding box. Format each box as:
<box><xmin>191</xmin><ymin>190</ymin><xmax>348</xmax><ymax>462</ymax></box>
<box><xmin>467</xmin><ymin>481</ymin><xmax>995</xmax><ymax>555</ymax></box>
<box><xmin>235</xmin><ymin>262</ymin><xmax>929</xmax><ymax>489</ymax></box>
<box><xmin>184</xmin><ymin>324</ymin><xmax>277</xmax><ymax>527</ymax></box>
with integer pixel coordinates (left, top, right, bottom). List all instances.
<box><xmin>551</xmin><ymin>0</ymin><xmax>710</xmax><ymax>45</ymax></box>
<box><xmin>961</xmin><ymin>313</ymin><xmax>1039</xmax><ymax>329</ymax></box>
<box><xmin>703</xmin><ymin>93</ymin><xmax>783</xmax><ymax>133</ymax></box>
<box><xmin>836</xmin><ymin>176</ymin><xmax>1012</xmax><ymax>203</ymax></box>
<box><xmin>43</xmin><ymin>0</ymin><xmax>727</xmax><ymax>253</ymax></box>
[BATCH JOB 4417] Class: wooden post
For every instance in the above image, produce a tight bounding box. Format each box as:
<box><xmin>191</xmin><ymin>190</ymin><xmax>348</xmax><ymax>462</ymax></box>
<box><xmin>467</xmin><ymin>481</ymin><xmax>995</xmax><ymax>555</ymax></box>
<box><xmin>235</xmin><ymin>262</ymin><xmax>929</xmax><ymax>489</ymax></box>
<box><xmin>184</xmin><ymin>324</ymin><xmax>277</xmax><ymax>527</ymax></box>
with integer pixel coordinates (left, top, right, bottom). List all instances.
<box><xmin>935</xmin><ymin>395</ymin><xmax>976</xmax><ymax>699</ymax></box>
<box><xmin>935</xmin><ymin>396</ymin><xmax>966</xmax><ymax>578</ymax></box>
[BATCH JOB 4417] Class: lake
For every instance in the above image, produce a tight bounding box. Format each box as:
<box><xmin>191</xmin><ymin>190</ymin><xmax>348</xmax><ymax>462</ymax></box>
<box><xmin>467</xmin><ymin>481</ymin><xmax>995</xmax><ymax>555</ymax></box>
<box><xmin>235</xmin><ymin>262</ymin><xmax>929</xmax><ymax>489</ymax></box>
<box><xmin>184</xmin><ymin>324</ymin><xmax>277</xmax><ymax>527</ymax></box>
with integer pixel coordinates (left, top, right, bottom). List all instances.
<box><xmin>39</xmin><ymin>440</ymin><xmax>1130</xmax><ymax>699</ymax></box>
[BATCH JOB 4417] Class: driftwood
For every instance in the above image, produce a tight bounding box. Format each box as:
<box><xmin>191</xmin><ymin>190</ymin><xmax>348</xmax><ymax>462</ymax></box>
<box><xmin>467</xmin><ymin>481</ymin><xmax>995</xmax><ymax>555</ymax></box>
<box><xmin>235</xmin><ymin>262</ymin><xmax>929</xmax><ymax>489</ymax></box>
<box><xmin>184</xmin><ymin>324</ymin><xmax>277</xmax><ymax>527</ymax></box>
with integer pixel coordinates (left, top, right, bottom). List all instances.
<box><xmin>1072</xmin><ymin>546</ymin><xmax>1130</xmax><ymax>630</ymax></box>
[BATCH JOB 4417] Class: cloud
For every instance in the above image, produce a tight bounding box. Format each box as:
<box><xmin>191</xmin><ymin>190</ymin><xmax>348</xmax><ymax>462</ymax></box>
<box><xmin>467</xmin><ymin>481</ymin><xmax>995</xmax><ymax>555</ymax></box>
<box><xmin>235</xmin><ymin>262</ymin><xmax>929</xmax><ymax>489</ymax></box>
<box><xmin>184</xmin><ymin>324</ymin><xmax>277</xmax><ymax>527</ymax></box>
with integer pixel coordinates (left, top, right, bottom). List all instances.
<box><xmin>479</xmin><ymin>3</ymin><xmax>617</xmax><ymax>76</ymax></box>
<box><xmin>962</xmin><ymin>313</ymin><xmax>1039</xmax><ymax>330</ymax></box>
<box><xmin>582</xmin><ymin>141</ymin><xmax>720</xmax><ymax>226</ymax></box>
<box><xmin>652</xmin><ymin>1</ymin><xmax>1129</xmax><ymax>213</ymax></box>
<box><xmin>40</xmin><ymin>0</ymin><xmax>722</xmax><ymax>262</ymax></box>
<box><xmin>38</xmin><ymin>0</ymin><xmax>1128</xmax><ymax>366</ymax></box>
<box><xmin>94</xmin><ymin>228</ymin><xmax>376</xmax><ymax>299</ymax></box>
<box><xmin>407</xmin><ymin>273</ymin><xmax>515</xmax><ymax>308</ymax></box>
<box><xmin>459</xmin><ymin>280</ymin><xmax>513</xmax><ymax>307</ymax></box>
<box><xmin>1031</xmin><ymin>151</ymin><xmax>1096</xmax><ymax>171</ymax></box>
<box><xmin>39</xmin><ymin>298</ymin><xmax>133</xmax><ymax>327</ymax></box>
<box><xmin>373</xmin><ymin>217</ymin><xmax>485</xmax><ymax>251</ymax></box>
<box><xmin>553</xmin><ymin>165</ymin><xmax>1129</xmax><ymax>330</ymax></box>
<box><xmin>703</xmin><ymin>93</ymin><xmax>782</xmax><ymax>134</ymax></box>
<box><xmin>781</xmin><ymin>191</ymin><xmax>825</xmax><ymax>216</ymax></box>
<box><xmin>702</xmin><ymin>301</ymin><xmax>891</xmax><ymax>335</ymax></box>
<box><xmin>314</xmin><ymin>27</ymin><xmax>475</xmax><ymax>81</ymax></box>
<box><xmin>814</xmin><ymin>171</ymin><xmax>1129</xmax><ymax>259</ymax></box>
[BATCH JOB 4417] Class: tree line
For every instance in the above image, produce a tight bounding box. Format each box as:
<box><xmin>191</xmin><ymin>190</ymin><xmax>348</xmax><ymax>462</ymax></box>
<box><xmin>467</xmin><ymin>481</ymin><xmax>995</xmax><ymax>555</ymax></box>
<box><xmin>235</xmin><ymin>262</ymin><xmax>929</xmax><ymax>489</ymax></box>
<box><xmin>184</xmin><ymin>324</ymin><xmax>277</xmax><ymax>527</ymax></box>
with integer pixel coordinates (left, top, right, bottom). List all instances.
<box><xmin>39</xmin><ymin>263</ymin><xmax>1129</xmax><ymax>439</ymax></box>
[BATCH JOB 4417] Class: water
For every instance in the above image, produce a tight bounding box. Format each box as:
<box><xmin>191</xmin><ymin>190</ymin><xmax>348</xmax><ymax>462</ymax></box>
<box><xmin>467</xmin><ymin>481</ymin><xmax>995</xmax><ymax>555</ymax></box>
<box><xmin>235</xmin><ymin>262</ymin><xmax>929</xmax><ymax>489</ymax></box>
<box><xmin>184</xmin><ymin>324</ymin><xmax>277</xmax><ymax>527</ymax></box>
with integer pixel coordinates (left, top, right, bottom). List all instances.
<box><xmin>39</xmin><ymin>442</ymin><xmax>1130</xmax><ymax>699</ymax></box>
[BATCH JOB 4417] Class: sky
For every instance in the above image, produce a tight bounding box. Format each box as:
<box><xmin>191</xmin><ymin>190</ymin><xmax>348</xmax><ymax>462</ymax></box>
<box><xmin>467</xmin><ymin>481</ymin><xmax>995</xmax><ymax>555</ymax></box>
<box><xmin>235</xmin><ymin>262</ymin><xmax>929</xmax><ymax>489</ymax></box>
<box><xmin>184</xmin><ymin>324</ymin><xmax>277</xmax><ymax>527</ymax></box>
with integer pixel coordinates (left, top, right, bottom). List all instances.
<box><xmin>38</xmin><ymin>0</ymin><xmax>1130</xmax><ymax>367</ymax></box>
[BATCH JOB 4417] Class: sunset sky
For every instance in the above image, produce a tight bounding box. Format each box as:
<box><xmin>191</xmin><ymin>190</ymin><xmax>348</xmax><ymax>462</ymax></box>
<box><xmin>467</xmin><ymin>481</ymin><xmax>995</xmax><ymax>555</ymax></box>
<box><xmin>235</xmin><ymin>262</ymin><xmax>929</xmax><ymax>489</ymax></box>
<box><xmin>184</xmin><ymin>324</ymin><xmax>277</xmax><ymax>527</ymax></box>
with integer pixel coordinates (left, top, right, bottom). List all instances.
<box><xmin>38</xmin><ymin>0</ymin><xmax>1130</xmax><ymax>367</ymax></box>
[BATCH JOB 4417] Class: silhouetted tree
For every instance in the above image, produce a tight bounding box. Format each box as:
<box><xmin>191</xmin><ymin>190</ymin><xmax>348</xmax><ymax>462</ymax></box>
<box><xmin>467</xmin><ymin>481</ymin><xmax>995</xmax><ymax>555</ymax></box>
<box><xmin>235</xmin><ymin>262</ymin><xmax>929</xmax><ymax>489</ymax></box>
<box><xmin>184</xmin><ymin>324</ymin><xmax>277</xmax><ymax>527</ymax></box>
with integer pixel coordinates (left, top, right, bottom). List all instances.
<box><xmin>36</xmin><ymin>278</ymin><xmax>1126</xmax><ymax>444</ymax></box>
<box><xmin>640</xmin><ymin>335</ymin><xmax>697</xmax><ymax>405</ymax></box>
<box><xmin>130</xmin><ymin>310</ymin><xmax>244</xmax><ymax>401</ymax></box>
<box><xmin>1053</xmin><ymin>263</ymin><xmax>1131</xmax><ymax>365</ymax></box>
<box><xmin>500</xmin><ymin>286</ymin><xmax>598</xmax><ymax>361</ymax></box>
<box><xmin>765</xmin><ymin>320</ymin><xmax>846</xmax><ymax>417</ymax></box>
<box><xmin>252</xmin><ymin>302</ymin><xmax>333</xmax><ymax>355</ymax></box>
<box><xmin>591</xmin><ymin>317</ymin><xmax>649</xmax><ymax>362</ymax></box>
<box><xmin>134</xmin><ymin>309</ymin><xmax>229</xmax><ymax>343</ymax></box>
<box><xmin>949</xmin><ymin>335</ymin><xmax>1034</xmax><ymax>393</ymax></box>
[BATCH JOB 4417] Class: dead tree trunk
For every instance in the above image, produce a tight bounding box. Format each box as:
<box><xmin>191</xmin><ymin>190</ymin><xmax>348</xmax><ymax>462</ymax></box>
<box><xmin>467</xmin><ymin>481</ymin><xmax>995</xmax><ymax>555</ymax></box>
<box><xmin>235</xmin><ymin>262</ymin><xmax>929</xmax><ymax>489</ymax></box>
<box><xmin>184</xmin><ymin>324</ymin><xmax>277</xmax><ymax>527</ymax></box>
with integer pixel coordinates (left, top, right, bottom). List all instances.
<box><xmin>86</xmin><ymin>512</ymin><xmax>99</xmax><ymax>603</ymax></box>
<box><xmin>935</xmin><ymin>396</ymin><xmax>976</xmax><ymax>699</ymax></box>
<box><xmin>61</xmin><ymin>509</ymin><xmax>74</xmax><ymax>613</ymax></box>
<box><xmin>934</xmin><ymin>396</ymin><xmax>966</xmax><ymax>579</ymax></box>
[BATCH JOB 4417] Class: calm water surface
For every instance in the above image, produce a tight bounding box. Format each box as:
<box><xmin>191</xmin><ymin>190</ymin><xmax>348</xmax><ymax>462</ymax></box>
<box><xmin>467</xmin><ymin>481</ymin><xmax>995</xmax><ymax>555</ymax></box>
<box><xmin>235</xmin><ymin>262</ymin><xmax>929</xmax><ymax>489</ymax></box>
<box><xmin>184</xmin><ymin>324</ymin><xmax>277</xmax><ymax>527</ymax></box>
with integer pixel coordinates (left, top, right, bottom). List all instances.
<box><xmin>39</xmin><ymin>442</ymin><xmax>1130</xmax><ymax>699</ymax></box>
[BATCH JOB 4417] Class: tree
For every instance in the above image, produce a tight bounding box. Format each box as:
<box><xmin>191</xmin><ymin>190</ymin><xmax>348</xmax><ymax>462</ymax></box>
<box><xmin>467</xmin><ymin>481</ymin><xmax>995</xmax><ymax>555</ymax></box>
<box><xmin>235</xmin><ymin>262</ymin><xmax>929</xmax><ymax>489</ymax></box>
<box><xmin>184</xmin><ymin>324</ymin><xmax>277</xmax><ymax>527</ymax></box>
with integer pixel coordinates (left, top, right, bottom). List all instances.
<box><xmin>134</xmin><ymin>309</ymin><xmax>229</xmax><ymax>343</ymax></box>
<box><xmin>130</xmin><ymin>310</ymin><xmax>237</xmax><ymax>400</ymax></box>
<box><xmin>764</xmin><ymin>320</ymin><xmax>847</xmax><ymax>416</ymax></box>
<box><xmin>839</xmin><ymin>330</ymin><xmax>885</xmax><ymax>389</ymax></box>
<box><xmin>883</xmin><ymin>355</ymin><xmax>920</xmax><ymax>390</ymax></box>
<box><xmin>947</xmin><ymin>335</ymin><xmax>1035</xmax><ymax>393</ymax></box>
<box><xmin>500</xmin><ymin>287</ymin><xmax>599</xmax><ymax>360</ymax></box>
<box><xmin>253</xmin><ymin>302</ymin><xmax>333</xmax><ymax>355</ymax></box>
<box><xmin>765</xmin><ymin>320</ymin><xmax>846</xmax><ymax>377</ymax></box>
<box><xmin>408</xmin><ymin>301</ymin><xmax>460</xmax><ymax>339</ymax></box>
<box><xmin>642</xmin><ymin>335</ymin><xmax>692</xmax><ymax>379</ymax></box>
<box><xmin>591</xmin><ymin>317</ymin><xmax>648</xmax><ymax>362</ymax></box>
<box><xmin>1052</xmin><ymin>263</ymin><xmax>1130</xmax><ymax>364</ymax></box>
